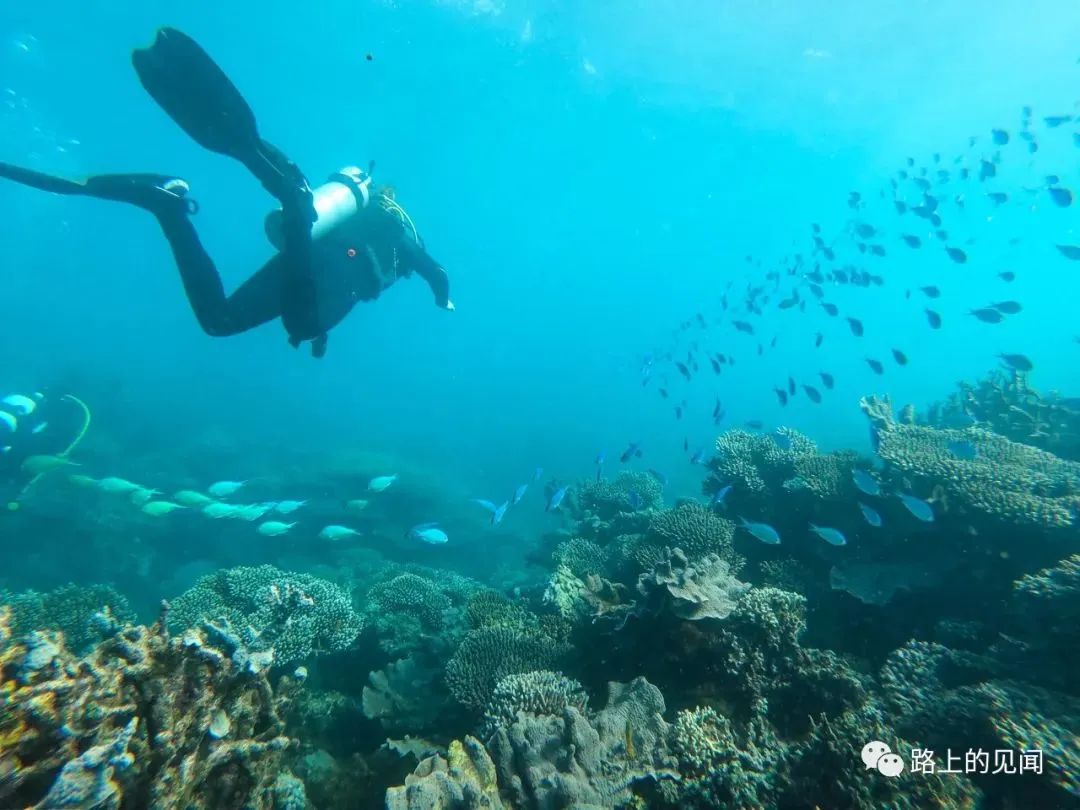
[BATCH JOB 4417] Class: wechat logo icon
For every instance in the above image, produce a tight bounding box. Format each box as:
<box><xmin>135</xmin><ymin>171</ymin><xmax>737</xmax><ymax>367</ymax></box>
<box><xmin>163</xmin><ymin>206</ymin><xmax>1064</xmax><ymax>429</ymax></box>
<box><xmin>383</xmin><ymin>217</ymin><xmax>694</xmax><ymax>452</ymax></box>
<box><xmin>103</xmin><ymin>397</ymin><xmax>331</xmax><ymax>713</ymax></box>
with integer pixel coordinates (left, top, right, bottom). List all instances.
<box><xmin>862</xmin><ymin>741</ymin><xmax>905</xmax><ymax>778</ymax></box>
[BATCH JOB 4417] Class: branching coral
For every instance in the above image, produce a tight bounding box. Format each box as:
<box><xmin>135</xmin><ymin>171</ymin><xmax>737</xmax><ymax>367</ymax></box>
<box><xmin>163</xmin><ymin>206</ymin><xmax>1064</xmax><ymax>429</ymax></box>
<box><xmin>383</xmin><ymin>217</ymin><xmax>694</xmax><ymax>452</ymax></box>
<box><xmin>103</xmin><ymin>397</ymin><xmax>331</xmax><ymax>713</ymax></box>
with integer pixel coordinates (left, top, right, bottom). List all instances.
<box><xmin>0</xmin><ymin>583</ymin><xmax>134</xmax><ymax>653</ymax></box>
<box><xmin>576</xmin><ymin>471</ymin><xmax>663</xmax><ymax>520</ymax></box>
<box><xmin>167</xmin><ymin>564</ymin><xmax>363</xmax><ymax>666</ymax></box>
<box><xmin>646</xmin><ymin>502</ymin><xmax>740</xmax><ymax>569</ymax></box>
<box><xmin>0</xmin><ymin>604</ymin><xmax>301</xmax><ymax>809</ymax></box>
<box><xmin>861</xmin><ymin>394</ymin><xmax>1080</xmax><ymax>528</ymax></box>
<box><xmin>482</xmin><ymin>670</ymin><xmax>588</xmax><ymax>733</ymax></box>
<box><xmin>551</xmin><ymin>537</ymin><xmax>608</xmax><ymax>579</ymax></box>
<box><xmin>445</xmin><ymin>627</ymin><xmax>570</xmax><ymax>711</ymax></box>
<box><xmin>368</xmin><ymin>572</ymin><xmax>452</xmax><ymax>629</ymax></box>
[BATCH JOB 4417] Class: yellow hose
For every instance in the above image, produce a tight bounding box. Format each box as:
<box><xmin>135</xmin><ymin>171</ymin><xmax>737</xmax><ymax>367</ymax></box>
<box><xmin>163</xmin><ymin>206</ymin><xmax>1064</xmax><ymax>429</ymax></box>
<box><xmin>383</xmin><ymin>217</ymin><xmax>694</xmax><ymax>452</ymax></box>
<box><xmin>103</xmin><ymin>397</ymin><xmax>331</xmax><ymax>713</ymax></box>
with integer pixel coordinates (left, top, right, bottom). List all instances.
<box><xmin>379</xmin><ymin>195</ymin><xmax>422</xmax><ymax>246</ymax></box>
<box><xmin>7</xmin><ymin>394</ymin><xmax>92</xmax><ymax>510</ymax></box>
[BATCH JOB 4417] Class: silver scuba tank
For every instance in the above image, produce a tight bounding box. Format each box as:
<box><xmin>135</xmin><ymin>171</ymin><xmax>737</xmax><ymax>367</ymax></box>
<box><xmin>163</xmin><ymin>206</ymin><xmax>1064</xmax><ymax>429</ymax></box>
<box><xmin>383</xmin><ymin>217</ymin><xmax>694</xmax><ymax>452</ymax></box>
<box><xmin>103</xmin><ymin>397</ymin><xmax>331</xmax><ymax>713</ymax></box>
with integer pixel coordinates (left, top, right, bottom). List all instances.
<box><xmin>264</xmin><ymin>166</ymin><xmax>372</xmax><ymax>250</ymax></box>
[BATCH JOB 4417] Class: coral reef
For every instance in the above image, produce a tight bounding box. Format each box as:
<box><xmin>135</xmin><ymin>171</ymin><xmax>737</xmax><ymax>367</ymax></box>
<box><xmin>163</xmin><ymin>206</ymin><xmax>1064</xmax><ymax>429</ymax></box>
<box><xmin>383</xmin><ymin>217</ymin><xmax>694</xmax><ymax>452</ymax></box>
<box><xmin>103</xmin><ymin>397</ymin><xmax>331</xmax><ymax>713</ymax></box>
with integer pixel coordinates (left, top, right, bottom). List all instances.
<box><xmin>551</xmin><ymin>537</ymin><xmax>608</xmax><ymax>579</ymax></box>
<box><xmin>0</xmin><ymin>603</ymin><xmax>301</xmax><ymax>809</ymax></box>
<box><xmin>445</xmin><ymin>627</ymin><xmax>570</xmax><ymax>711</ymax></box>
<box><xmin>645</xmin><ymin>502</ymin><xmax>741</xmax><ymax>568</ymax></box>
<box><xmin>575</xmin><ymin>470</ymin><xmax>664</xmax><ymax>520</ymax></box>
<box><xmin>636</xmin><ymin>547</ymin><xmax>750</xmax><ymax>621</ymax></box>
<box><xmin>363</xmin><ymin>655</ymin><xmax>451</xmax><ymax>735</ymax></box>
<box><xmin>167</xmin><ymin>564</ymin><xmax>363</xmax><ymax>666</ymax></box>
<box><xmin>385</xmin><ymin>736</ymin><xmax>503</xmax><ymax>810</ymax></box>
<box><xmin>0</xmin><ymin>582</ymin><xmax>134</xmax><ymax>653</ymax></box>
<box><xmin>861</xmin><ymin>394</ymin><xmax>1080</xmax><ymax>528</ymax></box>
<box><xmin>481</xmin><ymin>670</ymin><xmax>588</xmax><ymax>734</ymax></box>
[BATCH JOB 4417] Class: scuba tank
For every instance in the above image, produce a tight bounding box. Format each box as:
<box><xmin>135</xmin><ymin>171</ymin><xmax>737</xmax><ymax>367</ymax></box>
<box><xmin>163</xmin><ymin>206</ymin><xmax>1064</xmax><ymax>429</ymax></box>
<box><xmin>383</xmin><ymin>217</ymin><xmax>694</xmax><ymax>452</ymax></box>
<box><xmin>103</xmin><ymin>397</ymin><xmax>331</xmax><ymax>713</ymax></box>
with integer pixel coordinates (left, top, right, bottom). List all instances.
<box><xmin>264</xmin><ymin>165</ymin><xmax>373</xmax><ymax>250</ymax></box>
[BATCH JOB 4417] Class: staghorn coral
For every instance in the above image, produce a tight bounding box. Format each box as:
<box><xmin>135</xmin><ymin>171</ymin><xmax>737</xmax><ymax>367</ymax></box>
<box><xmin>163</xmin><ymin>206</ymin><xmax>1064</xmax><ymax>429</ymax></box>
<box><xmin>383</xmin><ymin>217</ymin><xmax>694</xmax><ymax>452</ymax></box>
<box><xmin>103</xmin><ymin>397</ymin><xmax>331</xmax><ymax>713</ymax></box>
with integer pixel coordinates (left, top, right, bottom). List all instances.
<box><xmin>167</xmin><ymin>564</ymin><xmax>363</xmax><ymax>666</ymax></box>
<box><xmin>636</xmin><ymin>547</ymin><xmax>750</xmax><ymax>621</ymax></box>
<box><xmin>368</xmin><ymin>572</ymin><xmax>452</xmax><ymax>629</ymax></box>
<box><xmin>0</xmin><ymin>583</ymin><xmax>134</xmax><ymax>654</ymax></box>
<box><xmin>482</xmin><ymin>670</ymin><xmax>588</xmax><ymax>734</ymax></box>
<box><xmin>551</xmin><ymin>537</ymin><xmax>608</xmax><ymax>579</ymax></box>
<box><xmin>445</xmin><ymin>627</ymin><xmax>570</xmax><ymax>711</ymax></box>
<box><xmin>385</xmin><ymin>735</ymin><xmax>503</xmax><ymax>810</ymax></box>
<box><xmin>486</xmin><ymin>677</ymin><xmax>678</xmax><ymax>809</ymax></box>
<box><xmin>706</xmin><ymin>427</ymin><xmax>817</xmax><ymax>502</ymax></box>
<box><xmin>645</xmin><ymin>502</ymin><xmax>740</xmax><ymax>569</ymax></box>
<box><xmin>465</xmin><ymin>589</ymin><xmax>537</xmax><ymax>632</ymax></box>
<box><xmin>861</xmin><ymin>394</ymin><xmax>1080</xmax><ymax>528</ymax></box>
<box><xmin>0</xmin><ymin>603</ymin><xmax>301</xmax><ymax>810</ymax></box>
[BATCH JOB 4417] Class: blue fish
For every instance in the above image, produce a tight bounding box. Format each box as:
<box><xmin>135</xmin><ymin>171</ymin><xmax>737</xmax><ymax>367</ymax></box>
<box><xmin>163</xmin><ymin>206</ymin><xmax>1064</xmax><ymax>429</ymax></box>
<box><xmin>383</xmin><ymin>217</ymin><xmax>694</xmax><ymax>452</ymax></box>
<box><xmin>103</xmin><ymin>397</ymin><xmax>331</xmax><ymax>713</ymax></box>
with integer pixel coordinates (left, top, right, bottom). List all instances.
<box><xmin>471</xmin><ymin>498</ymin><xmax>498</xmax><ymax>514</ymax></box>
<box><xmin>620</xmin><ymin>442</ymin><xmax>643</xmax><ymax>463</ymax></box>
<box><xmin>491</xmin><ymin>501</ymin><xmax>509</xmax><ymax>526</ymax></box>
<box><xmin>533</xmin><ymin>467</ymin><xmax>544</xmax><ymax>482</ymax></box>
<box><xmin>947</xmin><ymin>440</ymin><xmax>978</xmax><ymax>460</ymax></box>
<box><xmin>546</xmin><ymin>485</ymin><xmax>569</xmax><ymax>512</ymax></box>
<box><xmin>690</xmin><ymin>448</ymin><xmax>709</xmax><ymax>465</ymax></box>
<box><xmin>595</xmin><ymin>451</ymin><xmax>606</xmax><ymax>466</ymax></box>
<box><xmin>858</xmin><ymin>502</ymin><xmax>883</xmax><ymax>527</ymax></box>
<box><xmin>809</xmin><ymin>524</ymin><xmax>847</xmax><ymax>546</ymax></box>
<box><xmin>852</xmin><ymin>469</ymin><xmax>882</xmax><ymax>496</ymax></box>
<box><xmin>711</xmin><ymin>484</ymin><xmax>733</xmax><ymax>505</ymax></box>
<box><xmin>512</xmin><ymin>483</ymin><xmax>529</xmax><ymax>506</ymax></box>
<box><xmin>738</xmin><ymin>517</ymin><xmax>781</xmax><ymax>545</ymax></box>
<box><xmin>627</xmin><ymin>490</ymin><xmax>643</xmax><ymax>510</ymax></box>
<box><xmin>647</xmin><ymin>469</ymin><xmax>668</xmax><ymax>487</ymax></box>
<box><xmin>898</xmin><ymin>493</ymin><xmax>935</xmax><ymax>522</ymax></box>
<box><xmin>408</xmin><ymin>523</ymin><xmax>449</xmax><ymax>544</ymax></box>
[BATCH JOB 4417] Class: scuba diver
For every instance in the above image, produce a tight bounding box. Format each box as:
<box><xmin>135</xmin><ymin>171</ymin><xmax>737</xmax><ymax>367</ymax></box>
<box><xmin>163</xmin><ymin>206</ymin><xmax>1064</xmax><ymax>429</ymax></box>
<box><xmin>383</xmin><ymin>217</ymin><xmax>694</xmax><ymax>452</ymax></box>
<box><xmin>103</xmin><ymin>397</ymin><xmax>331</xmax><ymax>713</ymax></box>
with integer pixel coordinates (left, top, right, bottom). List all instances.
<box><xmin>0</xmin><ymin>390</ymin><xmax>92</xmax><ymax>511</ymax></box>
<box><xmin>0</xmin><ymin>28</ymin><xmax>452</xmax><ymax>359</ymax></box>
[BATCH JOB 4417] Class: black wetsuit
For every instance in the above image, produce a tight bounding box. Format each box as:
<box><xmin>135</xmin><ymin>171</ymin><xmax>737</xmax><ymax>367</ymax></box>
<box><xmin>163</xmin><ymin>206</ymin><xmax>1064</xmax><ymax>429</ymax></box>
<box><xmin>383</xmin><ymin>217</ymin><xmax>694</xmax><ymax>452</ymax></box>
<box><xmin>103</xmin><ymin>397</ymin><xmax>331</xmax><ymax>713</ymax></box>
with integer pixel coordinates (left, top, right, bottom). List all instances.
<box><xmin>0</xmin><ymin>27</ymin><xmax>451</xmax><ymax>359</ymax></box>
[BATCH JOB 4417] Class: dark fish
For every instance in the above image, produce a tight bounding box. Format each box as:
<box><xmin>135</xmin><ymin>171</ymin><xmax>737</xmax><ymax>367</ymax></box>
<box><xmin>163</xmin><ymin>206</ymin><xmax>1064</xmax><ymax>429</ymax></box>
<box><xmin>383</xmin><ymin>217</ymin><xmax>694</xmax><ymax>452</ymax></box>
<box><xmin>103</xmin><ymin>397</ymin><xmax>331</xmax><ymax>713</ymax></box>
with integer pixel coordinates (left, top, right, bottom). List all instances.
<box><xmin>991</xmin><ymin>128</ymin><xmax>1009</xmax><ymax>145</ymax></box>
<box><xmin>869</xmin><ymin>244</ymin><xmax>886</xmax><ymax>257</ymax></box>
<box><xmin>970</xmin><ymin>307</ymin><xmax>1005</xmax><ymax>324</ymax></box>
<box><xmin>712</xmin><ymin>397</ymin><xmax>723</xmax><ymax>419</ymax></box>
<box><xmin>855</xmin><ymin>223</ymin><xmax>876</xmax><ymax>239</ymax></box>
<box><xmin>865</xmin><ymin>358</ymin><xmax>884</xmax><ymax>375</ymax></box>
<box><xmin>894</xmin><ymin>200</ymin><xmax>908</xmax><ymax>214</ymax></box>
<box><xmin>823</xmin><ymin>248</ymin><xmax>835</xmax><ymax>260</ymax></box>
<box><xmin>744</xmin><ymin>420</ymin><xmax>764</xmax><ymax>430</ymax></box>
<box><xmin>659</xmin><ymin>388</ymin><xmax>669</xmax><ymax>399</ymax></box>
<box><xmin>945</xmin><ymin>246</ymin><xmax>968</xmax><ymax>264</ymax></box>
<box><xmin>774</xmin><ymin>387</ymin><xmax>789</xmax><ymax>407</ymax></box>
<box><xmin>733</xmin><ymin>320</ymin><xmax>755</xmax><ymax>334</ymax></box>
<box><xmin>919</xmin><ymin>285</ymin><xmax>941</xmax><ymax>298</ymax></box>
<box><xmin>1055</xmin><ymin>244</ymin><xmax>1080</xmax><ymax>260</ymax></box>
<box><xmin>757</xmin><ymin>343</ymin><xmax>764</xmax><ymax>356</ymax></box>
<box><xmin>998</xmin><ymin>353</ymin><xmax>1033</xmax><ymax>372</ymax></box>
<box><xmin>819</xmin><ymin>371</ymin><xmax>835</xmax><ymax>389</ymax></box>
<box><xmin>675</xmin><ymin>405</ymin><xmax>683</xmax><ymax>420</ymax></box>
<box><xmin>979</xmin><ymin>160</ymin><xmax>996</xmax><ymax>181</ymax></box>
<box><xmin>808</xmin><ymin>283</ymin><xmax>824</xmax><ymax>299</ymax></box>
<box><xmin>913</xmin><ymin>177</ymin><xmax>931</xmax><ymax>192</ymax></box>
<box><xmin>998</xmin><ymin>271</ymin><xmax>1015</xmax><ymax>282</ymax></box>
<box><xmin>811</xmin><ymin>223</ymin><xmax>821</xmax><ymax>233</ymax></box>
<box><xmin>710</xmin><ymin>357</ymin><xmax>722</xmax><ymax>374</ymax></box>
<box><xmin>620</xmin><ymin>442</ymin><xmax>643</xmax><ymax>463</ymax></box>
<box><xmin>802</xmin><ymin>385</ymin><xmax>822</xmax><ymax>404</ymax></box>
<box><xmin>991</xmin><ymin>300</ymin><xmax>1022</xmax><ymax>315</ymax></box>
<box><xmin>846</xmin><ymin>317</ymin><xmax>864</xmax><ymax>337</ymax></box>
<box><xmin>1044</xmin><ymin>114</ymin><xmax>1073</xmax><ymax>127</ymax></box>
<box><xmin>690</xmin><ymin>448</ymin><xmax>709</xmax><ymax>465</ymax></box>
<box><xmin>676</xmin><ymin>361</ymin><xmax>692</xmax><ymax>381</ymax></box>
<box><xmin>925</xmin><ymin>309</ymin><xmax>942</xmax><ymax>329</ymax></box>
<box><xmin>814</xmin><ymin>332</ymin><xmax>824</xmax><ymax>348</ymax></box>
<box><xmin>778</xmin><ymin>293</ymin><xmax>800</xmax><ymax>310</ymax></box>
<box><xmin>822</xmin><ymin>302</ymin><xmax>839</xmax><ymax>317</ymax></box>
<box><xmin>683</xmin><ymin>438</ymin><xmax>688</xmax><ymax>452</ymax></box>
<box><xmin>891</xmin><ymin>348</ymin><xmax>908</xmax><ymax>366</ymax></box>
<box><xmin>930</xmin><ymin>213</ymin><xmax>942</xmax><ymax>228</ymax></box>
<box><xmin>901</xmin><ymin>234</ymin><xmax>922</xmax><ymax>248</ymax></box>
<box><xmin>1048</xmin><ymin>186</ymin><xmax>1074</xmax><ymax>207</ymax></box>
<box><xmin>935</xmin><ymin>229</ymin><xmax>949</xmax><ymax>241</ymax></box>
<box><xmin>788</xmin><ymin>377</ymin><xmax>796</xmax><ymax>395</ymax></box>
<box><xmin>986</xmin><ymin>192</ymin><xmax>1008</xmax><ymax>205</ymax></box>
<box><xmin>857</xmin><ymin>243</ymin><xmax>867</xmax><ymax>254</ymax></box>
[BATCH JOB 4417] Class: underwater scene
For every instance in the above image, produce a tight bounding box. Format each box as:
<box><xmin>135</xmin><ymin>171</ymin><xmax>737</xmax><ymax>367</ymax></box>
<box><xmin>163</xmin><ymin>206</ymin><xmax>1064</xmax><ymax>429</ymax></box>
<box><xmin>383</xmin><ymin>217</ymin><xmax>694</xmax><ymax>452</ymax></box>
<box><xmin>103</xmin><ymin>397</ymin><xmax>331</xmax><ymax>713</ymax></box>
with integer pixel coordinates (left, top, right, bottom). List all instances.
<box><xmin>1</xmin><ymin>1</ymin><xmax>1079</xmax><ymax>808</ymax></box>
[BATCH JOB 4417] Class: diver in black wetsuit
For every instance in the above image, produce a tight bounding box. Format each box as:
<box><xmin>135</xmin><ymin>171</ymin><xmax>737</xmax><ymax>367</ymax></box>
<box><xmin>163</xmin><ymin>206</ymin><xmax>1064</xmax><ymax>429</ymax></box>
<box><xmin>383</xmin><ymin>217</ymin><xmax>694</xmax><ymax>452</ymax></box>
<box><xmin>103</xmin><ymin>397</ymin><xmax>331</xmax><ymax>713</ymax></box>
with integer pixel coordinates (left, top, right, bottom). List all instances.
<box><xmin>0</xmin><ymin>28</ymin><xmax>453</xmax><ymax>359</ymax></box>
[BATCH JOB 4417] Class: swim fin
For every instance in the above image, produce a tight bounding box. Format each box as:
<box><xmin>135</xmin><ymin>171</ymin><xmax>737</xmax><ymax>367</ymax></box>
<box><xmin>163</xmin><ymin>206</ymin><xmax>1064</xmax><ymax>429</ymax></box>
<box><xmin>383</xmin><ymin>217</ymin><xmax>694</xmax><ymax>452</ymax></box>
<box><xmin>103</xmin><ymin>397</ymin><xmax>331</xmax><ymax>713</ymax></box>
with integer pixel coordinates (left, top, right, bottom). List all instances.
<box><xmin>131</xmin><ymin>28</ymin><xmax>261</xmax><ymax>165</ymax></box>
<box><xmin>0</xmin><ymin>162</ymin><xmax>194</xmax><ymax>216</ymax></box>
<box><xmin>131</xmin><ymin>27</ymin><xmax>313</xmax><ymax>213</ymax></box>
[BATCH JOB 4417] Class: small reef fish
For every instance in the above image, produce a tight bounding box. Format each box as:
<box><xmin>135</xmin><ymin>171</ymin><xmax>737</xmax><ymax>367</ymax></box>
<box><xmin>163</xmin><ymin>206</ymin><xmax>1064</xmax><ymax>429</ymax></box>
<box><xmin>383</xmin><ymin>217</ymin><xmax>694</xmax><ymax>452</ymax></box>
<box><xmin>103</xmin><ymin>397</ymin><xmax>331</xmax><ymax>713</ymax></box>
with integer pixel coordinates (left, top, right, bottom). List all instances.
<box><xmin>208</xmin><ymin>480</ymin><xmax>246</xmax><ymax>498</ymax></box>
<box><xmin>898</xmin><ymin>494</ymin><xmax>935</xmax><ymax>522</ymax></box>
<box><xmin>852</xmin><ymin>469</ymin><xmax>881</xmax><ymax>496</ymax></box>
<box><xmin>891</xmin><ymin>349</ymin><xmax>908</xmax><ymax>366</ymax></box>
<box><xmin>319</xmin><ymin>525</ymin><xmax>359</xmax><ymax>541</ymax></box>
<box><xmin>368</xmin><ymin>474</ymin><xmax>398</xmax><ymax>492</ymax></box>
<box><xmin>865</xmin><ymin>358</ymin><xmax>884</xmax><ymax>375</ymax></box>
<box><xmin>969</xmin><ymin>307</ymin><xmax>1005</xmax><ymax>324</ymax></box>
<box><xmin>533</xmin><ymin>467</ymin><xmax>544</xmax><ymax>482</ymax></box>
<box><xmin>492</xmin><ymin>501</ymin><xmax>510</xmax><ymax>526</ymax></box>
<box><xmin>96</xmin><ymin>477</ymin><xmax>142</xmax><ymax>494</ymax></box>
<box><xmin>203</xmin><ymin>502</ymin><xmax>240</xmax><ymax>519</ymax></box>
<box><xmin>471</xmin><ymin>499</ymin><xmax>499</xmax><ymax>514</ymax></box>
<box><xmin>257</xmin><ymin>520</ymin><xmax>296</xmax><ymax>536</ymax></box>
<box><xmin>690</xmin><ymin>448</ymin><xmax>709</xmax><ymax>465</ymax></box>
<box><xmin>925</xmin><ymin>309</ymin><xmax>942</xmax><ymax>329</ymax></box>
<box><xmin>648</xmin><ymin>469</ymin><xmax>668</xmax><ymax>487</ymax></box>
<box><xmin>919</xmin><ymin>286</ymin><xmax>941</xmax><ymax>298</ymax></box>
<box><xmin>819</xmin><ymin>372</ymin><xmax>835</xmax><ymax>390</ymax></box>
<box><xmin>236</xmin><ymin>503</ymin><xmax>274</xmax><ymax>521</ymax></box>
<box><xmin>990</xmin><ymin>300</ymin><xmax>1023</xmax><ymax>315</ymax></box>
<box><xmin>130</xmin><ymin>487</ymin><xmax>161</xmax><ymax>506</ymax></box>
<box><xmin>711</xmin><ymin>484</ymin><xmax>733</xmax><ymax>505</ymax></box>
<box><xmin>809</xmin><ymin>524</ymin><xmax>847</xmax><ymax>546</ymax></box>
<box><xmin>173</xmin><ymin>490</ymin><xmax>216</xmax><ymax>507</ymax></box>
<box><xmin>141</xmin><ymin>501</ymin><xmax>185</xmax><ymax>517</ymax></box>
<box><xmin>408</xmin><ymin>523</ymin><xmax>448</xmax><ymax>544</ymax></box>
<box><xmin>997</xmin><ymin>353</ymin><xmax>1033</xmax><ymax>372</ymax></box>
<box><xmin>802</xmin><ymin>385</ymin><xmax>823</xmax><ymax>404</ymax></box>
<box><xmin>274</xmin><ymin>500</ymin><xmax>307</xmax><ymax>514</ymax></box>
<box><xmin>858</xmin><ymin>502</ymin><xmax>883</xmax><ymax>527</ymax></box>
<box><xmin>846</xmin><ymin>317</ymin><xmax>864</xmax><ymax>337</ymax></box>
<box><xmin>21</xmin><ymin>454</ymin><xmax>78</xmax><ymax>475</ymax></box>
<box><xmin>67</xmin><ymin>474</ymin><xmax>98</xmax><ymax>487</ymax></box>
<box><xmin>345</xmin><ymin>499</ymin><xmax>369</xmax><ymax>512</ymax></box>
<box><xmin>739</xmin><ymin>517</ymin><xmax>781</xmax><ymax>545</ymax></box>
<box><xmin>620</xmin><ymin>442</ymin><xmax>643</xmax><ymax>463</ymax></box>
<box><xmin>546</xmin><ymin>485</ymin><xmax>569</xmax><ymax>512</ymax></box>
<box><xmin>512</xmin><ymin>483</ymin><xmax>529</xmax><ymax>506</ymax></box>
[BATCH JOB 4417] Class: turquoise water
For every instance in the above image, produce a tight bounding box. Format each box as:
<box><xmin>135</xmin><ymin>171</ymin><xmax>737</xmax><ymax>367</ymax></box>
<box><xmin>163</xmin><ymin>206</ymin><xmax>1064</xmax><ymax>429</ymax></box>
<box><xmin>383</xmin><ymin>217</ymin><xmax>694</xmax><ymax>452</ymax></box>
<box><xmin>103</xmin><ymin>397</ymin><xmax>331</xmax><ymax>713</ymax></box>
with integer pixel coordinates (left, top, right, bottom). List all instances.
<box><xmin>1</xmin><ymin>2</ymin><xmax>1079</xmax><ymax>808</ymax></box>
